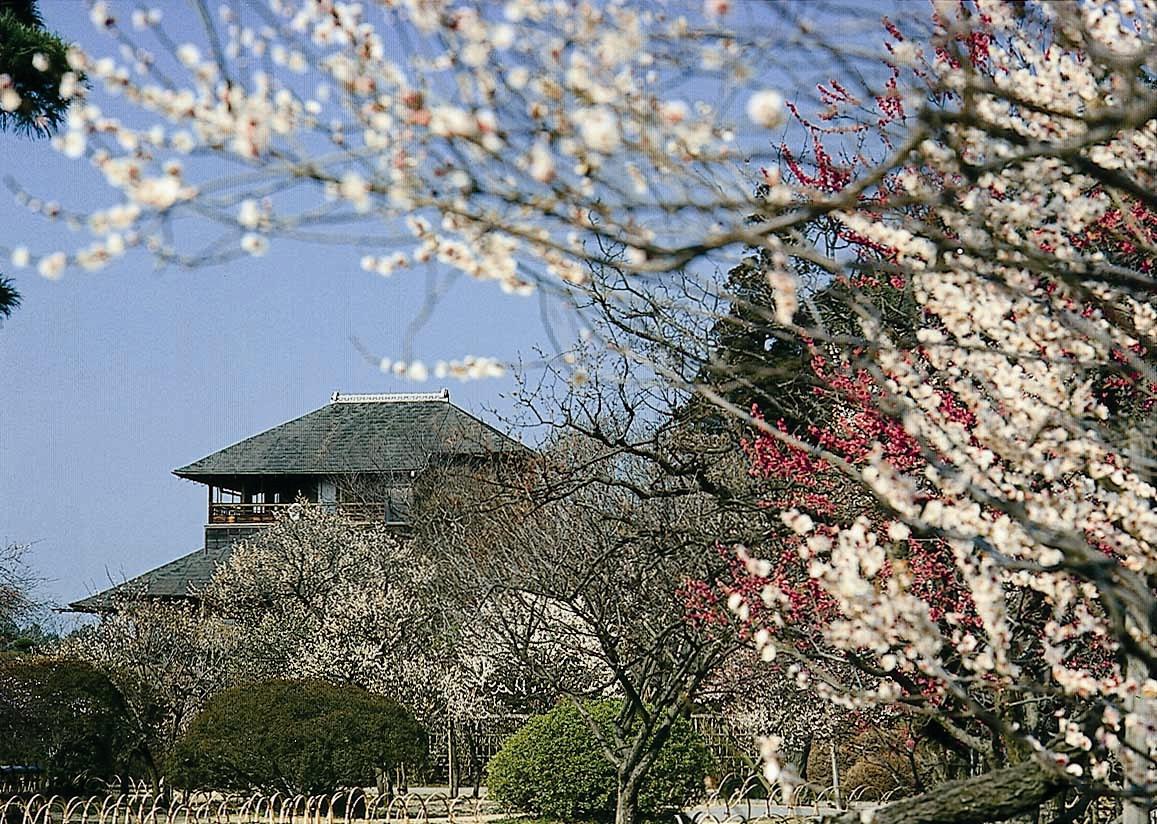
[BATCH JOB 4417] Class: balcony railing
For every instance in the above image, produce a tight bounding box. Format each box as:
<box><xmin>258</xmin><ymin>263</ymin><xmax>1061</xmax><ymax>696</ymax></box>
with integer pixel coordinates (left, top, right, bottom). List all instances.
<box><xmin>209</xmin><ymin>502</ymin><xmax>402</xmax><ymax>525</ymax></box>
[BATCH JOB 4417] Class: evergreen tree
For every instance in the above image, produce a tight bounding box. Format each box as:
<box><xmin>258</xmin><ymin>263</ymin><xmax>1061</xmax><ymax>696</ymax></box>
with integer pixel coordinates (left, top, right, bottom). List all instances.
<box><xmin>0</xmin><ymin>0</ymin><xmax>72</xmax><ymax>135</ymax></box>
<box><xmin>0</xmin><ymin>0</ymin><xmax>75</xmax><ymax>323</ymax></box>
<box><xmin>0</xmin><ymin>275</ymin><xmax>19</xmax><ymax>324</ymax></box>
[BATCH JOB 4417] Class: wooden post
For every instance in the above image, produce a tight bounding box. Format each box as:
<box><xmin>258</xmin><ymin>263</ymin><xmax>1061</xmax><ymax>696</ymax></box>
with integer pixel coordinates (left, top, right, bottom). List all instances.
<box><xmin>374</xmin><ymin>767</ymin><xmax>392</xmax><ymax>800</ymax></box>
<box><xmin>830</xmin><ymin>739</ymin><xmax>843</xmax><ymax>810</ymax></box>
<box><xmin>448</xmin><ymin>716</ymin><xmax>460</xmax><ymax>798</ymax></box>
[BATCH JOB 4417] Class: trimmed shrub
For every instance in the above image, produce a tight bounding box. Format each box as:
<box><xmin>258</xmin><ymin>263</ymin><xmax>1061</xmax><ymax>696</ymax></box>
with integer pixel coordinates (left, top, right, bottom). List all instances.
<box><xmin>168</xmin><ymin>679</ymin><xmax>426</xmax><ymax>794</ymax></box>
<box><xmin>805</xmin><ymin>724</ymin><xmax>960</xmax><ymax>799</ymax></box>
<box><xmin>0</xmin><ymin>655</ymin><xmax>132</xmax><ymax>790</ymax></box>
<box><xmin>487</xmin><ymin>700</ymin><xmax>713</xmax><ymax>822</ymax></box>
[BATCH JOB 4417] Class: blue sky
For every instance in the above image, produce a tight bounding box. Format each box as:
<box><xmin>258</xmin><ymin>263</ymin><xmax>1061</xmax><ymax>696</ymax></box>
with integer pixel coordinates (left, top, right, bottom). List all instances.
<box><xmin>0</xmin><ymin>2</ymin><xmax>551</xmax><ymax>614</ymax></box>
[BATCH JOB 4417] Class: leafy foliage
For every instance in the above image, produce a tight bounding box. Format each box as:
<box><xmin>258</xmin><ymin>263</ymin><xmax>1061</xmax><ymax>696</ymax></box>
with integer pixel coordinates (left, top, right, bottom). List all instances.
<box><xmin>487</xmin><ymin>700</ymin><xmax>713</xmax><ymax>822</ymax></box>
<box><xmin>0</xmin><ymin>0</ymin><xmax>74</xmax><ymax>135</ymax></box>
<box><xmin>0</xmin><ymin>656</ymin><xmax>131</xmax><ymax>790</ymax></box>
<box><xmin>0</xmin><ymin>275</ymin><xmax>20</xmax><ymax>323</ymax></box>
<box><xmin>0</xmin><ymin>620</ymin><xmax>57</xmax><ymax>654</ymax></box>
<box><xmin>168</xmin><ymin>679</ymin><xmax>427</xmax><ymax>795</ymax></box>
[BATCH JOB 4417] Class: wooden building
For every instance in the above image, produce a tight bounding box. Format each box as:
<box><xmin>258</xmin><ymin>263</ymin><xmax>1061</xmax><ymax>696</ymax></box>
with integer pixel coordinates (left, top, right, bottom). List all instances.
<box><xmin>70</xmin><ymin>390</ymin><xmax>522</xmax><ymax>611</ymax></box>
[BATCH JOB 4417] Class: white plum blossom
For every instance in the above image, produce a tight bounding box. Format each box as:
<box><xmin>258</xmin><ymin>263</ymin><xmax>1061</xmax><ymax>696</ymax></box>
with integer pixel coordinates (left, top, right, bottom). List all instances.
<box><xmin>658</xmin><ymin>99</ymin><xmax>691</xmax><ymax>126</ymax></box>
<box><xmin>57</xmin><ymin>130</ymin><xmax>86</xmax><ymax>159</ymax></box>
<box><xmin>574</xmin><ymin>106</ymin><xmax>621</xmax><ymax>154</ymax></box>
<box><xmin>36</xmin><ymin>252</ymin><xmax>66</xmax><ymax>280</ymax></box>
<box><xmin>766</xmin><ymin>269</ymin><xmax>797</xmax><ymax>326</ymax></box>
<box><xmin>433</xmin><ymin>355</ymin><xmax>507</xmax><ymax>381</ymax></box>
<box><xmin>57</xmin><ymin>72</ymin><xmax>79</xmax><ymax>100</ymax></box>
<box><xmin>704</xmin><ymin>0</ymin><xmax>733</xmax><ymax>17</ymax></box>
<box><xmin>528</xmin><ymin>139</ymin><xmax>556</xmax><ymax>183</ymax></box>
<box><xmin>87</xmin><ymin>2</ymin><xmax>113</xmax><ymax>28</ymax></box>
<box><xmin>175</xmin><ymin>44</ymin><xmax>201</xmax><ymax>69</ymax></box>
<box><xmin>237</xmin><ymin>199</ymin><xmax>261</xmax><ymax>229</ymax></box>
<box><xmin>746</xmin><ymin>89</ymin><xmax>785</xmax><ymax>129</ymax></box>
<box><xmin>406</xmin><ymin>361</ymin><xmax>429</xmax><ymax>382</ymax></box>
<box><xmin>240</xmin><ymin>233</ymin><xmax>268</xmax><ymax>256</ymax></box>
<box><xmin>0</xmin><ymin>88</ymin><xmax>21</xmax><ymax>113</ymax></box>
<box><xmin>338</xmin><ymin>171</ymin><xmax>371</xmax><ymax>212</ymax></box>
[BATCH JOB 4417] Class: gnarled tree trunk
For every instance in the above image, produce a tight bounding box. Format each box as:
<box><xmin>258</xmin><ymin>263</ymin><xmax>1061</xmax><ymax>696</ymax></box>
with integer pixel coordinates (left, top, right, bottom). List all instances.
<box><xmin>823</xmin><ymin>760</ymin><xmax>1066</xmax><ymax>824</ymax></box>
<box><xmin>615</xmin><ymin>768</ymin><xmax>643</xmax><ymax>824</ymax></box>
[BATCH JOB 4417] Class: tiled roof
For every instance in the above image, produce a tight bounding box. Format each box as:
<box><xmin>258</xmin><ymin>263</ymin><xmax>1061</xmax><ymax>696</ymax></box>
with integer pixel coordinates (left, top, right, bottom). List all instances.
<box><xmin>173</xmin><ymin>391</ymin><xmax>523</xmax><ymax>479</ymax></box>
<box><xmin>68</xmin><ymin>545</ymin><xmax>230</xmax><ymax>612</ymax></box>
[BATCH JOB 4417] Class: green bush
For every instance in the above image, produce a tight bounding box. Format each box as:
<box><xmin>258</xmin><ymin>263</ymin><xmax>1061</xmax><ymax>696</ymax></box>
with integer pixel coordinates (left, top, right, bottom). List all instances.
<box><xmin>487</xmin><ymin>700</ymin><xmax>713</xmax><ymax>822</ymax></box>
<box><xmin>0</xmin><ymin>655</ymin><xmax>132</xmax><ymax>790</ymax></box>
<box><xmin>168</xmin><ymin>679</ymin><xmax>426</xmax><ymax>794</ymax></box>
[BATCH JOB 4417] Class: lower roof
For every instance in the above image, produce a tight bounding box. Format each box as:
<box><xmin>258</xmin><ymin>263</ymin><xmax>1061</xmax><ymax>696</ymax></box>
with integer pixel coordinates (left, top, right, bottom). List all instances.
<box><xmin>68</xmin><ymin>544</ymin><xmax>232</xmax><ymax>612</ymax></box>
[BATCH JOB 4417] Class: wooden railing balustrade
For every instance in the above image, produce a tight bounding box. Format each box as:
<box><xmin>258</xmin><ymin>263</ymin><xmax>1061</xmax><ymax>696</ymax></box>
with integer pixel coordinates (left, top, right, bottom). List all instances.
<box><xmin>209</xmin><ymin>501</ymin><xmax>396</xmax><ymax>524</ymax></box>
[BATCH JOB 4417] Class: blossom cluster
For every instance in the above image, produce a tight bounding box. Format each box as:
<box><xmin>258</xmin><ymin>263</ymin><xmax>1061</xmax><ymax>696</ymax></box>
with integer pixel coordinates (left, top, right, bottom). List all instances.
<box><xmin>716</xmin><ymin>0</ymin><xmax>1157</xmax><ymax>795</ymax></box>
<box><xmin>5</xmin><ymin>0</ymin><xmax>807</xmax><ymax>375</ymax></box>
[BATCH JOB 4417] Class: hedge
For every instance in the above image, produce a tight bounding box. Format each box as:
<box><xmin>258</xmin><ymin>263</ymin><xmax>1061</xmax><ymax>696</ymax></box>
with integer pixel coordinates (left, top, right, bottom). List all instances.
<box><xmin>168</xmin><ymin>678</ymin><xmax>426</xmax><ymax>794</ymax></box>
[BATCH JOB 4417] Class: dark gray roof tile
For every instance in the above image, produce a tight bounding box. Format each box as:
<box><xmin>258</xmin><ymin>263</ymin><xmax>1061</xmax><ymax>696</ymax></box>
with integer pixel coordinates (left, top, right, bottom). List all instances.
<box><xmin>69</xmin><ymin>544</ymin><xmax>230</xmax><ymax>612</ymax></box>
<box><xmin>173</xmin><ymin>392</ymin><xmax>523</xmax><ymax>479</ymax></box>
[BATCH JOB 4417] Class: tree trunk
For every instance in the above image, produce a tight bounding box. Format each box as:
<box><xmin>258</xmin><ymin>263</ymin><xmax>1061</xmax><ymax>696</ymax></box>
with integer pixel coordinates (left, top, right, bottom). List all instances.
<box><xmin>615</xmin><ymin>773</ymin><xmax>641</xmax><ymax>824</ymax></box>
<box><xmin>1123</xmin><ymin>655</ymin><xmax>1152</xmax><ymax>824</ymax></box>
<box><xmin>143</xmin><ymin>754</ymin><xmax>168</xmax><ymax>803</ymax></box>
<box><xmin>1124</xmin><ymin>416</ymin><xmax>1156</xmax><ymax>824</ymax></box>
<box><xmin>800</xmin><ymin>733</ymin><xmax>814</xmax><ymax>781</ymax></box>
<box><xmin>469</xmin><ymin>733</ymin><xmax>483</xmax><ymax>798</ymax></box>
<box><xmin>822</xmin><ymin>760</ymin><xmax>1065</xmax><ymax>824</ymax></box>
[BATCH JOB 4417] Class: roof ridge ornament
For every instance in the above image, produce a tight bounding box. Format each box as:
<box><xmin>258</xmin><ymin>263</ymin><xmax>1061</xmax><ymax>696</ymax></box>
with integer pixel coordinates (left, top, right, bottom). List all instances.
<box><xmin>330</xmin><ymin>389</ymin><xmax>450</xmax><ymax>403</ymax></box>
